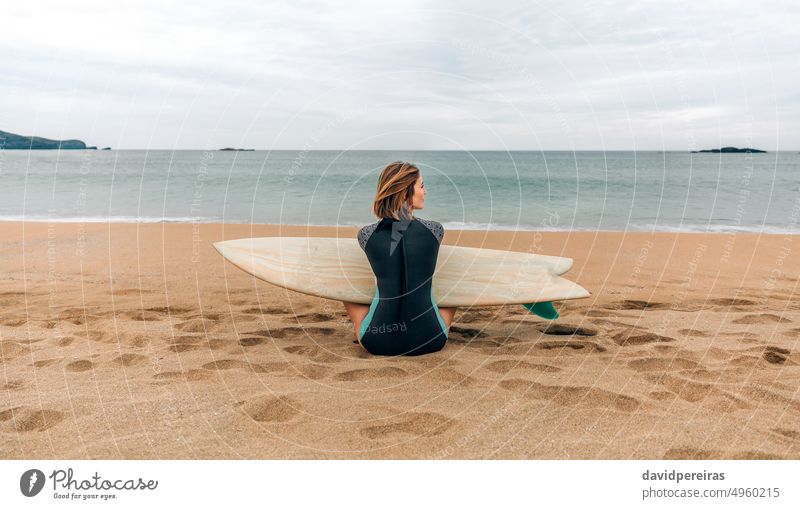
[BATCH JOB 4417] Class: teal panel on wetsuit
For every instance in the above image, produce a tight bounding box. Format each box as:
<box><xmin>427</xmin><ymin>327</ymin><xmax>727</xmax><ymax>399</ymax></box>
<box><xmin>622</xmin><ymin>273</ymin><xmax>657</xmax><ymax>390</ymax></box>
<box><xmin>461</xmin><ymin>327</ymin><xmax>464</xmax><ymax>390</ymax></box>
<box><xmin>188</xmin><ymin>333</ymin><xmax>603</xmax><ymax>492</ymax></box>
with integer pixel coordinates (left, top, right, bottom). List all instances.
<box><xmin>359</xmin><ymin>287</ymin><xmax>380</xmax><ymax>340</ymax></box>
<box><xmin>522</xmin><ymin>301</ymin><xmax>558</xmax><ymax>320</ymax></box>
<box><xmin>430</xmin><ymin>287</ymin><xmax>448</xmax><ymax>338</ymax></box>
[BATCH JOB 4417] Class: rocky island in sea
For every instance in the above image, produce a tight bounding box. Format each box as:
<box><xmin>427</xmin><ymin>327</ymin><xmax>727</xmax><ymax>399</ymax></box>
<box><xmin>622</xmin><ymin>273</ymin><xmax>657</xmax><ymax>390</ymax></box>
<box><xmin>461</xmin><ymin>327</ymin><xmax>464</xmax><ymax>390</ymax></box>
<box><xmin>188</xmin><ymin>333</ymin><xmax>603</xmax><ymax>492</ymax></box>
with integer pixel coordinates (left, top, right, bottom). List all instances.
<box><xmin>690</xmin><ymin>146</ymin><xmax>766</xmax><ymax>153</ymax></box>
<box><xmin>0</xmin><ymin>129</ymin><xmax>95</xmax><ymax>150</ymax></box>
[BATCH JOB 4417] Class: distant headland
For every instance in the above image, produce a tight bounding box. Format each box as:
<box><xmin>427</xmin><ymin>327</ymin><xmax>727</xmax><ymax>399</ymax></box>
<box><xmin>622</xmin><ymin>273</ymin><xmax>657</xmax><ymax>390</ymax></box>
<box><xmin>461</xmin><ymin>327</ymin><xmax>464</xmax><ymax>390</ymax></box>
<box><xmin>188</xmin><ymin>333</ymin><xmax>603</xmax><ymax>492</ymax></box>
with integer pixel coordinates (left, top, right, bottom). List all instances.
<box><xmin>0</xmin><ymin>129</ymin><xmax>95</xmax><ymax>150</ymax></box>
<box><xmin>219</xmin><ymin>147</ymin><xmax>255</xmax><ymax>151</ymax></box>
<box><xmin>691</xmin><ymin>146</ymin><xmax>767</xmax><ymax>153</ymax></box>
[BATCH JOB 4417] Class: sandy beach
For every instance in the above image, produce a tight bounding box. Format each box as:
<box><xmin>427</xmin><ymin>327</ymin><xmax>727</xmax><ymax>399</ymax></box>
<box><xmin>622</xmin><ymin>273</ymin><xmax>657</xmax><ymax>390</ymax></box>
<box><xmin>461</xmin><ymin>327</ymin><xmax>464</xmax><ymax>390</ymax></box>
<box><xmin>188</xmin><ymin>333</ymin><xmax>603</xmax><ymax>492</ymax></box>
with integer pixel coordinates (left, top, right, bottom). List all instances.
<box><xmin>1</xmin><ymin>221</ymin><xmax>798</xmax><ymax>459</ymax></box>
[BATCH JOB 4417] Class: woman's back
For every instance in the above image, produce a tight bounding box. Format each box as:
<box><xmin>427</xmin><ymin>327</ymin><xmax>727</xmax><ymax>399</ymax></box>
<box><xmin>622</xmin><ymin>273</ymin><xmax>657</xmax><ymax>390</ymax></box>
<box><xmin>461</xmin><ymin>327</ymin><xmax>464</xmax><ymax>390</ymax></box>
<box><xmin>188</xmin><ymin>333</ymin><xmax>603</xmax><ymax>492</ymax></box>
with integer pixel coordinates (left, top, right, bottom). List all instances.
<box><xmin>357</xmin><ymin>216</ymin><xmax>448</xmax><ymax>356</ymax></box>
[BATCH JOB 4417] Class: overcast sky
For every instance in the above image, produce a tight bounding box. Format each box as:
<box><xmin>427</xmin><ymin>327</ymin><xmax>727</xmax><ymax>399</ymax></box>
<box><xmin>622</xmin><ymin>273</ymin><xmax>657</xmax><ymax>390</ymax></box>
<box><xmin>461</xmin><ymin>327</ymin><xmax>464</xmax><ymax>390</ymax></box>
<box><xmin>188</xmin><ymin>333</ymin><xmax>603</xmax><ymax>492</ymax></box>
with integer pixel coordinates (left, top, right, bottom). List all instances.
<box><xmin>1</xmin><ymin>0</ymin><xmax>797</xmax><ymax>150</ymax></box>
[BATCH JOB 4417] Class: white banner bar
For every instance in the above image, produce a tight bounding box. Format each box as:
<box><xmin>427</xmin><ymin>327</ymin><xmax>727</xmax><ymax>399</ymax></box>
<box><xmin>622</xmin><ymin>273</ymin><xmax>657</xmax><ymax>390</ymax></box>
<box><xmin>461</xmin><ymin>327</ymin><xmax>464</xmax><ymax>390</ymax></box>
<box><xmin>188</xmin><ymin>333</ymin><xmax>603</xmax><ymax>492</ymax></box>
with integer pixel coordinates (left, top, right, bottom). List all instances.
<box><xmin>1</xmin><ymin>460</ymin><xmax>797</xmax><ymax>508</ymax></box>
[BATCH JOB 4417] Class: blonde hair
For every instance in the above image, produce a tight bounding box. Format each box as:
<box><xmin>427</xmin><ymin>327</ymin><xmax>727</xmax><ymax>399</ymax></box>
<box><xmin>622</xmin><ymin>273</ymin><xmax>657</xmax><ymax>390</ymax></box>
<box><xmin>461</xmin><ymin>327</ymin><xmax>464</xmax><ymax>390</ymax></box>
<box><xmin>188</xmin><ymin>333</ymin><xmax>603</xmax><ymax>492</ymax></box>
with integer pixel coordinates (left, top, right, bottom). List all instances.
<box><xmin>372</xmin><ymin>161</ymin><xmax>419</xmax><ymax>220</ymax></box>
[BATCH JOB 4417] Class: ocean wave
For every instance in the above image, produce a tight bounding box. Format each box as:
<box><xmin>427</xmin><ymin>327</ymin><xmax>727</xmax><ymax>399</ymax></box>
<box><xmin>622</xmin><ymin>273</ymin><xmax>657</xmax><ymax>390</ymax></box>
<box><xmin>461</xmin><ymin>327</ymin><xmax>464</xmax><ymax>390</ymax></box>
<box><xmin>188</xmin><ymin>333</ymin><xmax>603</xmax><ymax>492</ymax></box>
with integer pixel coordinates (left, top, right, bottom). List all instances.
<box><xmin>1</xmin><ymin>215</ymin><xmax>794</xmax><ymax>234</ymax></box>
<box><xmin>0</xmin><ymin>215</ymin><xmax>224</xmax><ymax>223</ymax></box>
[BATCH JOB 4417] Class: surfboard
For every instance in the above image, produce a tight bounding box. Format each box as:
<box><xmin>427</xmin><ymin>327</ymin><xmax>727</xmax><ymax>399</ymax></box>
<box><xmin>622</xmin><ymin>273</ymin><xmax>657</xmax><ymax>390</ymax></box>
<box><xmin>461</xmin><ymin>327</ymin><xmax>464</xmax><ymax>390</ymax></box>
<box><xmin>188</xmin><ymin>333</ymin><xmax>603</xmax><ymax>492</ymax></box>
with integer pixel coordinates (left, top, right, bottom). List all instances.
<box><xmin>213</xmin><ymin>237</ymin><xmax>590</xmax><ymax>308</ymax></box>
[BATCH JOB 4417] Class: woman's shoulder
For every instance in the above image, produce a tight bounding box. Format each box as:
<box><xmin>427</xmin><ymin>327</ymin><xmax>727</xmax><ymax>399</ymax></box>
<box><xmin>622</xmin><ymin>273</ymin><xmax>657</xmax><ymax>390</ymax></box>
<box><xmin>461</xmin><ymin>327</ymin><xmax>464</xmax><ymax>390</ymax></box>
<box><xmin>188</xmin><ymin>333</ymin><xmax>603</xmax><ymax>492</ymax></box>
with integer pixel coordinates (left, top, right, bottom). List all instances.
<box><xmin>357</xmin><ymin>220</ymin><xmax>380</xmax><ymax>250</ymax></box>
<box><xmin>415</xmin><ymin>217</ymin><xmax>444</xmax><ymax>243</ymax></box>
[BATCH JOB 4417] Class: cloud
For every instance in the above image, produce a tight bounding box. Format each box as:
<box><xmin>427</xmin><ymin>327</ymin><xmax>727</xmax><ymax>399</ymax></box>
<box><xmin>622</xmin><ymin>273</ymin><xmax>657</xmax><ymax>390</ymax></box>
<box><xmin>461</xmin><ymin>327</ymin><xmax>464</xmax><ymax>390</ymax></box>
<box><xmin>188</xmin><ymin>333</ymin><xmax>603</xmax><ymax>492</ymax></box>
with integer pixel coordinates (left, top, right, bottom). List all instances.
<box><xmin>0</xmin><ymin>0</ymin><xmax>796</xmax><ymax>149</ymax></box>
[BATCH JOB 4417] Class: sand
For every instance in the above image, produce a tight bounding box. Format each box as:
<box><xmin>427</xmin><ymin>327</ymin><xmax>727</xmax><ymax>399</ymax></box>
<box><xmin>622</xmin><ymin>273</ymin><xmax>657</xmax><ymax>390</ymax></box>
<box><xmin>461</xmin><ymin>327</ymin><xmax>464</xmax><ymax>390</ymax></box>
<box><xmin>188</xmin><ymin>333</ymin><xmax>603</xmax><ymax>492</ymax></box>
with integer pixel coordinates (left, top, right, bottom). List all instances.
<box><xmin>1</xmin><ymin>221</ymin><xmax>798</xmax><ymax>459</ymax></box>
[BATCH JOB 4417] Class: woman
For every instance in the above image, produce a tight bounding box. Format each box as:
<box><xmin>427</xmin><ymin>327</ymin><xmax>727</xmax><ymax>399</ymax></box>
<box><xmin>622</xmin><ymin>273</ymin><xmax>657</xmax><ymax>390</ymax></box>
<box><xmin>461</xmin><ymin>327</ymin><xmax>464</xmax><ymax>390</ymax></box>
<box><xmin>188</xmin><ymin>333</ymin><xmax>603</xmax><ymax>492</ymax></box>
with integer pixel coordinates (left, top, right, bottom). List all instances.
<box><xmin>343</xmin><ymin>161</ymin><xmax>457</xmax><ymax>356</ymax></box>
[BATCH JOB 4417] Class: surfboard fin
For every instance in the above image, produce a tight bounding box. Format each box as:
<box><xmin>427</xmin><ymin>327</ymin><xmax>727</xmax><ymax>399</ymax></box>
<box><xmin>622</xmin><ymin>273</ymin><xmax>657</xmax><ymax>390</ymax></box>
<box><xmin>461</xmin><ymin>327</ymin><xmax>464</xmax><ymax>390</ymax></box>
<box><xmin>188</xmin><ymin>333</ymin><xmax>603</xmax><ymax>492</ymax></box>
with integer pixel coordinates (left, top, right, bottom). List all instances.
<box><xmin>522</xmin><ymin>302</ymin><xmax>558</xmax><ymax>320</ymax></box>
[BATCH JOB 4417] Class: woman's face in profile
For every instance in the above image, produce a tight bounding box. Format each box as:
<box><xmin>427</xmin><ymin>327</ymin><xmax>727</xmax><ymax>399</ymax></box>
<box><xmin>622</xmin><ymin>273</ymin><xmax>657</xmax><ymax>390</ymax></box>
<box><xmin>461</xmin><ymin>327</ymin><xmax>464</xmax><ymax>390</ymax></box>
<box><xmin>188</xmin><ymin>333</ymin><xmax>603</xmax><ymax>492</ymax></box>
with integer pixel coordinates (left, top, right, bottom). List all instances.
<box><xmin>411</xmin><ymin>173</ymin><xmax>426</xmax><ymax>211</ymax></box>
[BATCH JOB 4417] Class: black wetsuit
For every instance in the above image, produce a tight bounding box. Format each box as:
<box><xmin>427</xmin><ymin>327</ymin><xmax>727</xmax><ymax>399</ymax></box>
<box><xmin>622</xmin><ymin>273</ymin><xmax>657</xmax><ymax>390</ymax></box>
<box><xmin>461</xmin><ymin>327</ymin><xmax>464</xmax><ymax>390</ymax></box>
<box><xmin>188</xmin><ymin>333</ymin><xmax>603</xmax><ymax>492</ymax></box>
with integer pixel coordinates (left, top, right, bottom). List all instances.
<box><xmin>356</xmin><ymin>216</ymin><xmax>448</xmax><ymax>356</ymax></box>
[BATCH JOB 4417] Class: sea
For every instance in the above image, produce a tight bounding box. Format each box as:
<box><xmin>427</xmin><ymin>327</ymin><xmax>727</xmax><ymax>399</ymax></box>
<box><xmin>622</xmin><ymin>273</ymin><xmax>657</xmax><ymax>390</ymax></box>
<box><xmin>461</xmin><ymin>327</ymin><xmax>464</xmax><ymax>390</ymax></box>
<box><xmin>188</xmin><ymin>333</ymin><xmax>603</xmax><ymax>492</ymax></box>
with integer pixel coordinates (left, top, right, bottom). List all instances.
<box><xmin>1</xmin><ymin>149</ymin><xmax>798</xmax><ymax>233</ymax></box>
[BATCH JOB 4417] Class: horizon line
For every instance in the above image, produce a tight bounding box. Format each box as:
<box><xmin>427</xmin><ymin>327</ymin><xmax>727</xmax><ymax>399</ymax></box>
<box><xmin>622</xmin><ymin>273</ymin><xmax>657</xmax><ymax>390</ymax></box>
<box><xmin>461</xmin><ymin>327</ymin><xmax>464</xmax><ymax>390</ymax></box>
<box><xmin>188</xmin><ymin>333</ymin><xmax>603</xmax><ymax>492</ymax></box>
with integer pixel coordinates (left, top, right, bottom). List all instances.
<box><xmin>4</xmin><ymin>148</ymin><xmax>794</xmax><ymax>152</ymax></box>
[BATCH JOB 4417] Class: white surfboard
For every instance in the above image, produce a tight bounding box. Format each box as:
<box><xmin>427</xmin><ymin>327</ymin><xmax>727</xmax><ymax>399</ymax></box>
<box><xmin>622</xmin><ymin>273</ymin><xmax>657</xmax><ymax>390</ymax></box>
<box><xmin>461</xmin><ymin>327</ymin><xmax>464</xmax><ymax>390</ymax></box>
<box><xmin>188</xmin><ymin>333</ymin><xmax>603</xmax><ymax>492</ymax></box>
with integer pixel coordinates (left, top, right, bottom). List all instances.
<box><xmin>214</xmin><ymin>237</ymin><xmax>590</xmax><ymax>307</ymax></box>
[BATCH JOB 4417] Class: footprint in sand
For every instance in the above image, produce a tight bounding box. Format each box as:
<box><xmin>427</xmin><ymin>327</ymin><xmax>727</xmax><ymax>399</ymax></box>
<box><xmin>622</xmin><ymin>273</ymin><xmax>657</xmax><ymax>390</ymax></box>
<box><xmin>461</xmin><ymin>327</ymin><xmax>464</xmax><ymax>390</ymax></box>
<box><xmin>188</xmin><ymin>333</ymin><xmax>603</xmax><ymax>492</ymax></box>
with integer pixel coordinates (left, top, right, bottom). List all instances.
<box><xmin>152</xmin><ymin>369</ymin><xmax>211</xmax><ymax>381</ymax></box>
<box><xmin>335</xmin><ymin>367</ymin><xmax>408</xmax><ymax>381</ymax></box>
<box><xmin>202</xmin><ymin>359</ymin><xmax>281</xmax><ymax>374</ymax></box>
<box><xmin>729</xmin><ymin>354</ymin><xmax>769</xmax><ymax>368</ymax></box>
<box><xmin>55</xmin><ymin>336</ymin><xmax>76</xmax><ymax>347</ymax></box>
<box><xmin>772</xmin><ymin>428</ymin><xmax>800</xmax><ymax>441</ymax></box>
<box><xmin>678</xmin><ymin>329</ymin><xmax>709</xmax><ymax>337</ymax></box>
<box><xmin>736</xmin><ymin>384</ymin><xmax>800</xmax><ymax>413</ymax></box>
<box><xmin>642</xmin><ymin>373</ymin><xmax>715</xmax><ymax>403</ymax></box>
<box><xmin>282</xmin><ymin>363</ymin><xmax>333</xmax><ymax>380</ymax></box>
<box><xmin>420</xmin><ymin>367</ymin><xmax>477</xmax><ymax>387</ymax></box>
<box><xmin>65</xmin><ymin>360</ymin><xmax>94</xmax><ymax>372</ymax></box>
<box><xmin>455</xmin><ymin>310</ymin><xmax>495</xmax><ymax>324</ymax></box>
<box><xmin>79</xmin><ymin>329</ymin><xmax>107</xmax><ymax>343</ymax></box>
<box><xmin>112</xmin><ymin>353</ymin><xmax>148</xmax><ymax>366</ymax></box>
<box><xmin>166</xmin><ymin>333</ymin><xmax>203</xmax><ymax>344</ymax></box>
<box><xmin>57</xmin><ymin>307</ymin><xmax>112</xmax><ymax>325</ymax></box>
<box><xmin>118</xmin><ymin>309</ymin><xmax>171</xmax><ymax>322</ymax></box>
<box><xmin>294</xmin><ymin>312</ymin><xmax>336</xmax><ymax>323</ymax></box>
<box><xmin>283</xmin><ymin>344</ymin><xmax>343</xmax><ymax>363</ymax></box>
<box><xmin>236</xmin><ymin>394</ymin><xmax>301</xmax><ymax>423</ymax></box>
<box><xmin>174</xmin><ymin>318</ymin><xmax>216</xmax><ymax>333</ymax></box>
<box><xmin>293</xmin><ymin>326</ymin><xmax>339</xmax><ymax>336</ymax></box>
<box><xmin>604</xmin><ymin>299</ymin><xmax>669</xmax><ymax>311</ymax></box>
<box><xmin>0</xmin><ymin>406</ymin><xmax>65</xmax><ymax>432</ymax></box>
<box><xmin>648</xmin><ymin>391</ymin><xmax>677</xmax><ymax>401</ymax></box>
<box><xmin>592</xmin><ymin>318</ymin><xmax>649</xmax><ymax>331</ymax></box>
<box><xmin>499</xmin><ymin>379</ymin><xmax>640</xmax><ymax>412</ymax></box>
<box><xmin>239</xmin><ymin>336</ymin><xmax>270</xmax><ymax>347</ymax></box>
<box><xmin>1</xmin><ymin>317</ymin><xmax>28</xmax><ymax>327</ymax></box>
<box><xmin>167</xmin><ymin>338</ymin><xmax>229</xmax><ymax>353</ymax></box>
<box><xmin>241</xmin><ymin>329</ymin><xmax>286</xmax><ymax>339</ymax></box>
<box><xmin>0</xmin><ymin>340</ymin><xmax>31</xmax><ymax>362</ymax></box>
<box><xmin>239</xmin><ymin>306</ymin><xmax>294</xmax><ymax>315</ymax></box>
<box><xmin>247</xmin><ymin>326</ymin><xmax>338</xmax><ymax>339</ymax></box>
<box><xmin>448</xmin><ymin>337</ymin><xmax>503</xmax><ymax>351</ymax></box>
<box><xmin>360</xmin><ymin>411</ymin><xmax>453</xmax><ymax>439</ymax></box>
<box><xmin>447</xmin><ymin>330</ymin><xmax>500</xmax><ymax>348</ymax></box>
<box><xmin>32</xmin><ymin>358</ymin><xmax>61</xmax><ymax>368</ymax></box>
<box><xmin>0</xmin><ymin>291</ymin><xmax>32</xmax><ymax>298</ymax></box>
<box><xmin>585</xmin><ymin>309</ymin><xmax>621</xmax><ymax>317</ymax></box>
<box><xmin>732</xmin><ymin>313</ymin><xmax>792</xmax><ymax>324</ymax></box>
<box><xmin>112</xmin><ymin>332</ymin><xmax>150</xmax><ymax>348</ymax></box>
<box><xmin>484</xmin><ymin>359</ymin><xmax>561</xmax><ymax>374</ymax></box>
<box><xmin>1</xmin><ymin>380</ymin><xmax>25</xmax><ymax>390</ymax></box>
<box><xmin>536</xmin><ymin>340</ymin><xmax>606</xmax><ymax>352</ymax></box>
<box><xmin>537</xmin><ymin>324</ymin><xmax>597</xmax><ymax>336</ymax></box>
<box><xmin>707</xmin><ymin>297</ymin><xmax>758</xmax><ymax>307</ymax></box>
<box><xmin>185</xmin><ymin>312</ymin><xmax>221</xmax><ymax>321</ymax></box>
<box><xmin>612</xmin><ymin>331</ymin><xmax>675</xmax><ymax>346</ymax></box>
<box><xmin>449</xmin><ymin>326</ymin><xmax>487</xmax><ymax>339</ymax></box>
<box><xmin>627</xmin><ymin>357</ymin><xmax>702</xmax><ymax>372</ymax></box>
<box><xmin>203</xmin><ymin>359</ymin><xmax>252</xmax><ymax>370</ymax></box>
<box><xmin>762</xmin><ymin>346</ymin><xmax>792</xmax><ymax>365</ymax></box>
<box><xmin>663</xmin><ymin>447</ymin><xmax>784</xmax><ymax>460</ymax></box>
<box><xmin>719</xmin><ymin>331</ymin><xmax>761</xmax><ymax>340</ymax></box>
<box><xmin>168</xmin><ymin>343</ymin><xmax>202</xmax><ymax>353</ymax></box>
<box><xmin>144</xmin><ymin>305</ymin><xmax>194</xmax><ymax>315</ymax></box>
<box><xmin>110</xmin><ymin>288</ymin><xmax>157</xmax><ymax>296</ymax></box>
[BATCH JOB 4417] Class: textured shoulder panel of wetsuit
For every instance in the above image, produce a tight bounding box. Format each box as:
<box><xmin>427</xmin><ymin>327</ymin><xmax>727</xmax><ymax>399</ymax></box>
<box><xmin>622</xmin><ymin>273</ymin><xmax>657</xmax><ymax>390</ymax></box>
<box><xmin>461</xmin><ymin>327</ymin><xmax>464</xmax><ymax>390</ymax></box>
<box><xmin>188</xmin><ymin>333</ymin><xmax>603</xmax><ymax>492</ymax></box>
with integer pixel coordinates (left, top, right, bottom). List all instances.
<box><xmin>357</xmin><ymin>221</ymin><xmax>380</xmax><ymax>251</ymax></box>
<box><xmin>417</xmin><ymin>218</ymin><xmax>444</xmax><ymax>243</ymax></box>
